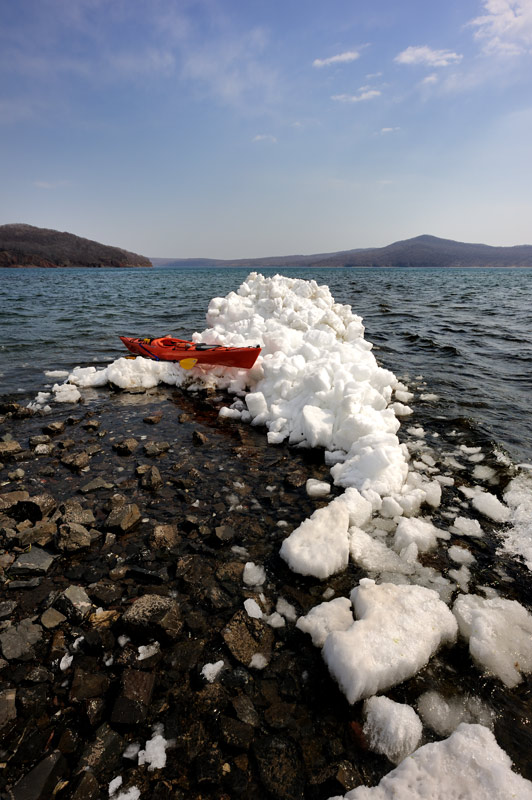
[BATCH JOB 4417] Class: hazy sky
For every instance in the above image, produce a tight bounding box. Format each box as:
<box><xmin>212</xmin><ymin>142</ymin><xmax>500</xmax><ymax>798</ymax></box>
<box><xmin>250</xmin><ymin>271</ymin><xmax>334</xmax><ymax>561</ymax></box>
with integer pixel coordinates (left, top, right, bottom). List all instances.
<box><xmin>1</xmin><ymin>0</ymin><xmax>532</xmax><ymax>258</ymax></box>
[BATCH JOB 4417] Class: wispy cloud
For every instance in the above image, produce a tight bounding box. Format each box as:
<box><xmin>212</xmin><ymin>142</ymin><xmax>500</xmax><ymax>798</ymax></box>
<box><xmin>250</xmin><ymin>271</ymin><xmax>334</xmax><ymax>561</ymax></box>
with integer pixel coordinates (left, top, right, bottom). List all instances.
<box><xmin>380</xmin><ymin>126</ymin><xmax>400</xmax><ymax>133</ymax></box>
<box><xmin>395</xmin><ymin>45</ymin><xmax>463</xmax><ymax>67</ymax></box>
<box><xmin>253</xmin><ymin>134</ymin><xmax>277</xmax><ymax>143</ymax></box>
<box><xmin>313</xmin><ymin>50</ymin><xmax>360</xmax><ymax>68</ymax></box>
<box><xmin>469</xmin><ymin>0</ymin><xmax>532</xmax><ymax>56</ymax></box>
<box><xmin>421</xmin><ymin>73</ymin><xmax>439</xmax><ymax>85</ymax></box>
<box><xmin>331</xmin><ymin>88</ymin><xmax>381</xmax><ymax>103</ymax></box>
<box><xmin>34</xmin><ymin>180</ymin><xmax>70</xmax><ymax>189</ymax></box>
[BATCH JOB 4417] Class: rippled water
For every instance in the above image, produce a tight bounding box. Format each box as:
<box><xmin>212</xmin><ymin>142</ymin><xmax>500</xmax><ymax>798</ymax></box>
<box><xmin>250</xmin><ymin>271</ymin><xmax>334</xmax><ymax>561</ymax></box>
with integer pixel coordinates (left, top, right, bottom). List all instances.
<box><xmin>1</xmin><ymin>266</ymin><xmax>531</xmax><ymax>462</ymax></box>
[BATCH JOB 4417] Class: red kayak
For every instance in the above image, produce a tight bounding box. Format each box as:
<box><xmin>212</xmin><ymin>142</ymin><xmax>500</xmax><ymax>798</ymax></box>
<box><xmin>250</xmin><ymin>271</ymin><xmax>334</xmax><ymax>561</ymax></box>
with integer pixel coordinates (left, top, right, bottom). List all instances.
<box><xmin>119</xmin><ymin>336</ymin><xmax>261</xmax><ymax>370</ymax></box>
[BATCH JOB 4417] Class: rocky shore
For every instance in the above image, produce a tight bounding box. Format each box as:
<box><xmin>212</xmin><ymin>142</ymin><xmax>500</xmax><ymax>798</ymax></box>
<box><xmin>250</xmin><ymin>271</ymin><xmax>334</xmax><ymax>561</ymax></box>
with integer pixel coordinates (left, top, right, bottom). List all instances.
<box><xmin>0</xmin><ymin>388</ymin><xmax>391</xmax><ymax>800</ymax></box>
<box><xmin>1</xmin><ymin>387</ymin><xmax>532</xmax><ymax>800</ymax></box>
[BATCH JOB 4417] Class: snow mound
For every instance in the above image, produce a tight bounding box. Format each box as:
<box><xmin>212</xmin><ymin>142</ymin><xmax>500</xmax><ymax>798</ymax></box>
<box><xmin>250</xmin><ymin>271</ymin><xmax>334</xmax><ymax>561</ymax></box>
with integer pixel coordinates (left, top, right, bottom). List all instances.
<box><xmin>363</xmin><ymin>696</ymin><xmax>422</xmax><ymax>764</ymax></box>
<box><xmin>329</xmin><ymin>724</ymin><xmax>532</xmax><ymax>799</ymax></box>
<box><xmin>453</xmin><ymin>593</ymin><xmax>532</xmax><ymax>687</ymax></box>
<box><xmin>322</xmin><ymin>579</ymin><xmax>457</xmax><ymax>703</ymax></box>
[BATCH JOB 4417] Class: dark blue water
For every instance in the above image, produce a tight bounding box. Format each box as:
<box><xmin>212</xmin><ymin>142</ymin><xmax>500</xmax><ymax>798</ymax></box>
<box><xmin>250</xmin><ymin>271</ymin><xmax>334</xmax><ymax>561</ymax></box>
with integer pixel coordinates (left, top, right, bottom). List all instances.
<box><xmin>1</xmin><ymin>266</ymin><xmax>531</xmax><ymax>462</ymax></box>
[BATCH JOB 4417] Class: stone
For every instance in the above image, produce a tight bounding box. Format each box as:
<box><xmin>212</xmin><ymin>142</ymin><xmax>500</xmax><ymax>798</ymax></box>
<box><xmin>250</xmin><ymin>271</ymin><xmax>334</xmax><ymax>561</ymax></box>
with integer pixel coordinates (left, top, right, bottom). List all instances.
<box><xmin>150</xmin><ymin>523</ymin><xmax>180</xmax><ymax>549</ymax></box>
<box><xmin>61</xmin><ymin>451</ymin><xmax>90</xmax><ymax>471</ymax></box>
<box><xmin>219</xmin><ymin>716</ymin><xmax>254</xmax><ymax>749</ymax></box>
<box><xmin>41</xmin><ymin>608</ymin><xmax>67</xmax><ymax>629</ymax></box>
<box><xmin>105</xmin><ymin>503</ymin><xmax>141</xmax><ymax>533</ymax></box>
<box><xmin>29</xmin><ymin>434</ymin><xmax>51</xmax><ymax>448</ymax></box>
<box><xmin>43</xmin><ymin>421</ymin><xmax>65</xmax><ymax>436</ymax></box>
<box><xmin>60</xmin><ymin>500</ymin><xmax>95</xmax><ymax>526</ymax></box>
<box><xmin>0</xmin><ymin>618</ymin><xmax>42</xmax><ymax>660</ymax></box>
<box><xmin>0</xmin><ymin>490</ymin><xmax>30</xmax><ymax>513</ymax></box>
<box><xmin>232</xmin><ymin>694</ymin><xmax>260</xmax><ymax>727</ymax></box>
<box><xmin>57</xmin><ymin>523</ymin><xmax>92</xmax><ymax>552</ymax></box>
<box><xmin>8</xmin><ymin>468</ymin><xmax>25</xmax><ymax>481</ymax></box>
<box><xmin>0</xmin><ymin>687</ymin><xmax>16</xmax><ymax>729</ymax></box>
<box><xmin>192</xmin><ymin>430</ymin><xmax>208</xmax><ymax>445</ymax></box>
<box><xmin>140</xmin><ymin>465</ymin><xmax>163</xmax><ymax>490</ymax></box>
<box><xmin>144</xmin><ymin>441</ymin><xmax>170</xmax><ymax>457</ymax></box>
<box><xmin>76</xmin><ymin>723</ymin><xmax>124</xmax><ymax>775</ymax></box>
<box><xmin>70</xmin><ymin>668</ymin><xmax>110</xmax><ymax>701</ymax></box>
<box><xmin>0</xmin><ymin>600</ymin><xmax>17</xmax><ymax>620</ymax></box>
<box><xmin>112</xmin><ymin>437</ymin><xmax>139</xmax><ymax>456</ymax></box>
<box><xmin>0</xmin><ymin>440</ymin><xmax>22</xmax><ymax>458</ymax></box>
<box><xmin>122</xmin><ymin>594</ymin><xmax>183</xmax><ymax>640</ymax></box>
<box><xmin>253</xmin><ymin>736</ymin><xmax>304</xmax><ymax>800</ymax></box>
<box><xmin>83</xmin><ymin>419</ymin><xmax>100</xmax><ymax>431</ymax></box>
<box><xmin>80</xmin><ymin>477</ymin><xmax>114</xmax><ymax>493</ymax></box>
<box><xmin>214</xmin><ymin>525</ymin><xmax>236</xmax><ymax>544</ymax></box>
<box><xmin>9</xmin><ymin>750</ymin><xmax>67</xmax><ymax>800</ymax></box>
<box><xmin>10</xmin><ymin>547</ymin><xmax>55</xmax><ymax>576</ymax></box>
<box><xmin>18</xmin><ymin>520</ymin><xmax>57</xmax><ymax>548</ymax></box>
<box><xmin>71</xmin><ymin>770</ymin><xmax>100</xmax><ymax>800</ymax></box>
<box><xmin>222</xmin><ymin>611</ymin><xmax>274</xmax><ymax>667</ymax></box>
<box><xmin>111</xmin><ymin>668</ymin><xmax>156</xmax><ymax>725</ymax></box>
<box><xmin>143</xmin><ymin>412</ymin><xmax>163</xmax><ymax>424</ymax></box>
<box><xmin>57</xmin><ymin>585</ymin><xmax>92</xmax><ymax>620</ymax></box>
<box><xmin>13</xmin><ymin>493</ymin><xmax>56</xmax><ymax>522</ymax></box>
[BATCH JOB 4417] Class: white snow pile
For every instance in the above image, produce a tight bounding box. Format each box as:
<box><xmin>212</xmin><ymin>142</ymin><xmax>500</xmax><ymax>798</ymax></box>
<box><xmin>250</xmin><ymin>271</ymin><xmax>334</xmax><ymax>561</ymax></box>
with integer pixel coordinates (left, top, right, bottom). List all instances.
<box><xmin>313</xmin><ymin>579</ymin><xmax>457</xmax><ymax>704</ymax></box>
<box><xmin>500</xmin><ymin>471</ymin><xmax>532</xmax><ymax>570</ymax></box>
<box><xmin>362</xmin><ymin>696</ymin><xmax>422</xmax><ymax>764</ymax></box>
<box><xmin>453</xmin><ymin>593</ymin><xmax>532</xmax><ymax>687</ymax></box>
<box><xmin>416</xmin><ymin>690</ymin><xmax>495</xmax><ymax>736</ymax></box>
<box><xmin>327</xmin><ymin>723</ymin><xmax>532</xmax><ymax>800</ymax></box>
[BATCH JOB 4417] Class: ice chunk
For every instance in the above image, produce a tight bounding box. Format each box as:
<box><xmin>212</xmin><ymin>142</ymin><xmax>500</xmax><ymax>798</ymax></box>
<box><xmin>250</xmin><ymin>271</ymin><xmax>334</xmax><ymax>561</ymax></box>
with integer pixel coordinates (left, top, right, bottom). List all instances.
<box><xmin>453</xmin><ymin>593</ymin><xmax>532</xmax><ymax>687</ymax></box>
<box><xmin>393</xmin><ymin>517</ymin><xmax>449</xmax><ymax>554</ymax></box>
<box><xmin>296</xmin><ymin>597</ymin><xmax>354</xmax><ymax>648</ymax></box>
<box><xmin>276</xmin><ymin>597</ymin><xmax>297</xmax><ymax>622</ymax></box>
<box><xmin>349</xmin><ymin>529</ymin><xmax>415</xmax><ymax>575</ymax></box>
<box><xmin>201</xmin><ymin>660</ymin><xmax>224</xmax><ymax>683</ymax></box>
<box><xmin>448</xmin><ymin>545</ymin><xmax>475</xmax><ymax>565</ymax></box>
<box><xmin>450</xmin><ymin>516</ymin><xmax>484</xmax><ymax>538</ymax></box>
<box><xmin>243</xmin><ymin>562</ymin><xmax>266</xmax><ymax>586</ymax></box>
<box><xmin>249</xmin><ymin>653</ymin><xmax>268</xmax><ymax>669</ymax></box>
<box><xmin>306</xmin><ymin>478</ymin><xmax>331</xmax><ymax>498</ymax></box>
<box><xmin>244</xmin><ymin>598</ymin><xmax>264</xmax><ymax>619</ymax></box>
<box><xmin>334</xmin><ymin>487</ymin><xmax>373</xmax><ymax>528</ymax></box>
<box><xmin>280</xmin><ymin>501</ymin><xmax>350</xmax><ymax>579</ymax></box>
<box><xmin>332</xmin><ymin>724</ymin><xmax>532</xmax><ymax>799</ymax></box>
<box><xmin>500</xmin><ymin>472</ymin><xmax>532</xmax><ymax>570</ymax></box>
<box><xmin>416</xmin><ymin>690</ymin><xmax>495</xmax><ymax>736</ymax></box>
<box><xmin>323</xmin><ymin>579</ymin><xmax>457</xmax><ymax>703</ymax></box>
<box><xmin>137</xmin><ymin>723</ymin><xmax>169</xmax><ymax>770</ymax></box>
<box><xmin>363</xmin><ymin>696</ymin><xmax>422</xmax><ymax>764</ymax></box>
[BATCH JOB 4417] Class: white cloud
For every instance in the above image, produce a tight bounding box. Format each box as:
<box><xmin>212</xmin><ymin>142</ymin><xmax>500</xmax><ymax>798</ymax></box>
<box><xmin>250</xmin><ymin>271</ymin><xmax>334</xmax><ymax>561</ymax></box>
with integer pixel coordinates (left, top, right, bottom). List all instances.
<box><xmin>253</xmin><ymin>134</ymin><xmax>277</xmax><ymax>143</ymax></box>
<box><xmin>313</xmin><ymin>50</ymin><xmax>360</xmax><ymax>68</ymax></box>
<box><xmin>34</xmin><ymin>180</ymin><xmax>70</xmax><ymax>189</ymax></box>
<box><xmin>421</xmin><ymin>73</ymin><xmax>439</xmax><ymax>85</ymax></box>
<box><xmin>331</xmin><ymin>89</ymin><xmax>381</xmax><ymax>103</ymax></box>
<box><xmin>469</xmin><ymin>0</ymin><xmax>532</xmax><ymax>55</ymax></box>
<box><xmin>380</xmin><ymin>126</ymin><xmax>400</xmax><ymax>133</ymax></box>
<box><xmin>395</xmin><ymin>45</ymin><xmax>463</xmax><ymax>67</ymax></box>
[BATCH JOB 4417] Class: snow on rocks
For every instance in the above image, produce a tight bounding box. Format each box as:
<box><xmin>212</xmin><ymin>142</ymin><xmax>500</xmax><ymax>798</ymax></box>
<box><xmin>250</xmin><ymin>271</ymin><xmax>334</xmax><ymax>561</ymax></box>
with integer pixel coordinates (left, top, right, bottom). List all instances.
<box><xmin>362</xmin><ymin>696</ymin><xmax>422</xmax><ymax>764</ymax></box>
<box><xmin>322</xmin><ymin>579</ymin><xmax>458</xmax><ymax>703</ymax></box>
<box><xmin>328</xmin><ymin>724</ymin><xmax>532</xmax><ymax>800</ymax></box>
<box><xmin>453</xmin><ymin>593</ymin><xmax>532</xmax><ymax>687</ymax></box>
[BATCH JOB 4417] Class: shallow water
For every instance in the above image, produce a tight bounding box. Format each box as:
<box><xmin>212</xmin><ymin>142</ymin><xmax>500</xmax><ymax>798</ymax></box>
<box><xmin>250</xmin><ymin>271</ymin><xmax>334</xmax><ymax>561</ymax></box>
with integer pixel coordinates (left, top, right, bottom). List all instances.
<box><xmin>2</xmin><ymin>266</ymin><xmax>531</xmax><ymax>463</ymax></box>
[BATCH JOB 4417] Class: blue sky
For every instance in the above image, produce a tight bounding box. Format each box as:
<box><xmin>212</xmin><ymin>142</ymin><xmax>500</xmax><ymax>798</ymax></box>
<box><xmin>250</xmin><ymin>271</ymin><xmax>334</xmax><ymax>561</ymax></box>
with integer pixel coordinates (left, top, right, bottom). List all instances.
<box><xmin>1</xmin><ymin>0</ymin><xmax>532</xmax><ymax>258</ymax></box>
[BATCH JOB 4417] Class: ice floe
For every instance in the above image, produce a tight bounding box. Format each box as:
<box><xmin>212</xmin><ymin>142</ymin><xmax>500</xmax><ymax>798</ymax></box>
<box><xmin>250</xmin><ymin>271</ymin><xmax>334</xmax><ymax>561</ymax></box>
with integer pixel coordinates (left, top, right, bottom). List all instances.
<box><xmin>328</xmin><ymin>724</ymin><xmax>532</xmax><ymax>799</ymax></box>
<box><xmin>362</xmin><ymin>696</ymin><xmax>422</xmax><ymax>764</ymax></box>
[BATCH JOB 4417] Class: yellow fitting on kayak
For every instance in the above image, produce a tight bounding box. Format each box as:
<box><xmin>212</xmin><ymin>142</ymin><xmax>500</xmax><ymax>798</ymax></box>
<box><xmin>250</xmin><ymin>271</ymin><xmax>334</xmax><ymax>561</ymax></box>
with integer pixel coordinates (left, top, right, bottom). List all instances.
<box><xmin>179</xmin><ymin>358</ymin><xmax>198</xmax><ymax>370</ymax></box>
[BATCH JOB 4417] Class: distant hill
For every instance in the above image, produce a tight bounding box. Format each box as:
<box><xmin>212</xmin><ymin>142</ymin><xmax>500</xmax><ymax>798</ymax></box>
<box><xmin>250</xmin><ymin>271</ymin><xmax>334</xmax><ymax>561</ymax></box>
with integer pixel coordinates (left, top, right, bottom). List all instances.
<box><xmin>0</xmin><ymin>224</ymin><xmax>152</xmax><ymax>268</ymax></box>
<box><xmin>154</xmin><ymin>235</ymin><xmax>532</xmax><ymax>269</ymax></box>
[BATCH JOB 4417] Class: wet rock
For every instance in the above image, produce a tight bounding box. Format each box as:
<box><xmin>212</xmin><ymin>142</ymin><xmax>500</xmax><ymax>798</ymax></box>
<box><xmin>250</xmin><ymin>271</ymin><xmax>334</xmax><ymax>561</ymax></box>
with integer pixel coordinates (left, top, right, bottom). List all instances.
<box><xmin>213</xmin><ymin>525</ymin><xmax>236</xmax><ymax>545</ymax></box>
<box><xmin>60</xmin><ymin>500</ymin><xmax>96</xmax><ymax>526</ymax></box>
<box><xmin>57</xmin><ymin>522</ymin><xmax>92</xmax><ymax>552</ymax></box>
<box><xmin>284</xmin><ymin>469</ymin><xmax>307</xmax><ymax>489</ymax></box>
<box><xmin>83</xmin><ymin>419</ymin><xmax>100</xmax><ymax>431</ymax></box>
<box><xmin>10</xmin><ymin>547</ymin><xmax>55</xmax><ymax>575</ymax></box>
<box><xmin>8</xmin><ymin>750</ymin><xmax>67</xmax><ymax>800</ymax></box>
<box><xmin>113</xmin><ymin>437</ymin><xmax>139</xmax><ymax>456</ymax></box>
<box><xmin>232</xmin><ymin>694</ymin><xmax>260</xmax><ymax>727</ymax></box>
<box><xmin>8</xmin><ymin>468</ymin><xmax>26</xmax><ymax>481</ymax></box>
<box><xmin>222</xmin><ymin>610</ymin><xmax>274</xmax><ymax>666</ymax></box>
<box><xmin>195</xmin><ymin>748</ymin><xmax>223</xmax><ymax>785</ymax></box>
<box><xmin>56</xmin><ymin>585</ymin><xmax>92</xmax><ymax>621</ymax></box>
<box><xmin>0</xmin><ymin>600</ymin><xmax>17</xmax><ymax>620</ymax></box>
<box><xmin>192</xmin><ymin>430</ymin><xmax>209</xmax><ymax>446</ymax></box>
<box><xmin>43</xmin><ymin>420</ymin><xmax>65</xmax><ymax>436</ymax></box>
<box><xmin>111</xmin><ymin>668</ymin><xmax>156</xmax><ymax>725</ymax></box>
<box><xmin>18</xmin><ymin>520</ymin><xmax>56</xmax><ymax>548</ymax></box>
<box><xmin>13</xmin><ymin>493</ymin><xmax>56</xmax><ymax>523</ymax></box>
<box><xmin>105</xmin><ymin>503</ymin><xmax>141</xmax><ymax>533</ymax></box>
<box><xmin>88</xmin><ymin>581</ymin><xmax>123</xmax><ymax>605</ymax></box>
<box><xmin>29</xmin><ymin>434</ymin><xmax>51</xmax><ymax>449</ymax></box>
<box><xmin>144</xmin><ymin>440</ymin><xmax>170</xmax><ymax>457</ymax></box>
<box><xmin>70</xmin><ymin>770</ymin><xmax>100</xmax><ymax>800</ymax></box>
<box><xmin>140</xmin><ymin>465</ymin><xmax>163</xmax><ymax>491</ymax></box>
<box><xmin>0</xmin><ymin>490</ymin><xmax>30</xmax><ymax>513</ymax></box>
<box><xmin>76</xmin><ymin>722</ymin><xmax>124</xmax><ymax>775</ymax></box>
<box><xmin>122</xmin><ymin>594</ymin><xmax>183</xmax><ymax>641</ymax></box>
<box><xmin>0</xmin><ymin>618</ymin><xmax>42</xmax><ymax>660</ymax></box>
<box><xmin>61</xmin><ymin>451</ymin><xmax>90</xmax><ymax>471</ymax></box>
<box><xmin>70</xmin><ymin>668</ymin><xmax>110</xmax><ymax>702</ymax></box>
<box><xmin>0</xmin><ymin>440</ymin><xmax>22</xmax><ymax>458</ymax></box>
<box><xmin>219</xmin><ymin>716</ymin><xmax>254</xmax><ymax>749</ymax></box>
<box><xmin>150</xmin><ymin>523</ymin><xmax>180</xmax><ymax>549</ymax></box>
<box><xmin>80</xmin><ymin>476</ymin><xmax>114</xmax><ymax>493</ymax></box>
<box><xmin>143</xmin><ymin>412</ymin><xmax>163</xmax><ymax>424</ymax></box>
<box><xmin>0</xmin><ymin>687</ymin><xmax>16</xmax><ymax>729</ymax></box>
<box><xmin>40</xmin><ymin>608</ymin><xmax>67</xmax><ymax>629</ymax></box>
<box><xmin>7</xmin><ymin>577</ymin><xmax>42</xmax><ymax>590</ymax></box>
<box><xmin>253</xmin><ymin>736</ymin><xmax>304</xmax><ymax>800</ymax></box>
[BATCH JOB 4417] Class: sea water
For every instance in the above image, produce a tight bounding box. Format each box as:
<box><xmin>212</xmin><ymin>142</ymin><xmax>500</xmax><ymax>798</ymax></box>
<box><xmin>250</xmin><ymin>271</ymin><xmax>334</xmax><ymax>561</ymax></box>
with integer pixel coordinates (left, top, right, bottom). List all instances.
<box><xmin>1</xmin><ymin>266</ymin><xmax>531</xmax><ymax>463</ymax></box>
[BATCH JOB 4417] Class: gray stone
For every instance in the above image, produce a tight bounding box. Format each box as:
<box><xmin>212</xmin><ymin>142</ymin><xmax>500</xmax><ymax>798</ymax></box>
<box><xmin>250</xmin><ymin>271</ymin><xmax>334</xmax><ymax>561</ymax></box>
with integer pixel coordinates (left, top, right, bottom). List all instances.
<box><xmin>76</xmin><ymin>722</ymin><xmax>124</xmax><ymax>775</ymax></box>
<box><xmin>29</xmin><ymin>434</ymin><xmax>52</xmax><ymax>448</ymax></box>
<box><xmin>7</xmin><ymin>577</ymin><xmax>42</xmax><ymax>590</ymax></box>
<box><xmin>61</xmin><ymin>451</ymin><xmax>90</xmax><ymax>471</ymax></box>
<box><xmin>0</xmin><ymin>490</ymin><xmax>29</xmax><ymax>512</ymax></box>
<box><xmin>0</xmin><ymin>617</ymin><xmax>42</xmax><ymax>660</ymax></box>
<box><xmin>0</xmin><ymin>441</ymin><xmax>22</xmax><ymax>458</ymax></box>
<box><xmin>0</xmin><ymin>600</ymin><xmax>17</xmax><ymax>620</ymax></box>
<box><xmin>143</xmin><ymin>440</ymin><xmax>170</xmax><ymax>457</ymax></box>
<box><xmin>57</xmin><ymin>585</ymin><xmax>92</xmax><ymax>620</ymax></box>
<box><xmin>60</xmin><ymin>500</ymin><xmax>95</xmax><ymax>526</ymax></box>
<box><xmin>10</xmin><ymin>547</ymin><xmax>55</xmax><ymax>576</ymax></box>
<box><xmin>10</xmin><ymin>750</ymin><xmax>67</xmax><ymax>800</ymax></box>
<box><xmin>80</xmin><ymin>477</ymin><xmax>114</xmax><ymax>493</ymax></box>
<box><xmin>112</xmin><ymin>437</ymin><xmax>139</xmax><ymax>455</ymax></box>
<box><xmin>140</xmin><ymin>465</ymin><xmax>163</xmax><ymax>491</ymax></box>
<box><xmin>41</xmin><ymin>608</ymin><xmax>67</xmax><ymax>629</ymax></box>
<box><xmin>57</xmin><ymin>522</ymin><xmax>92</xmax><ymax>552</ymax></box>
<box><xmin>122</xmin><ymin>593</ymin><xmax>182</xmax><ymax>640</ymax></box>
<box><xmin>0</xmin><ymin>687</ymin><xmax>16</xmax><ymax>729</ymax></box>
<box><xmin>8</xmin><ymin>468</ymin><xmax>25</xmax><ymax>481</ymax></box>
